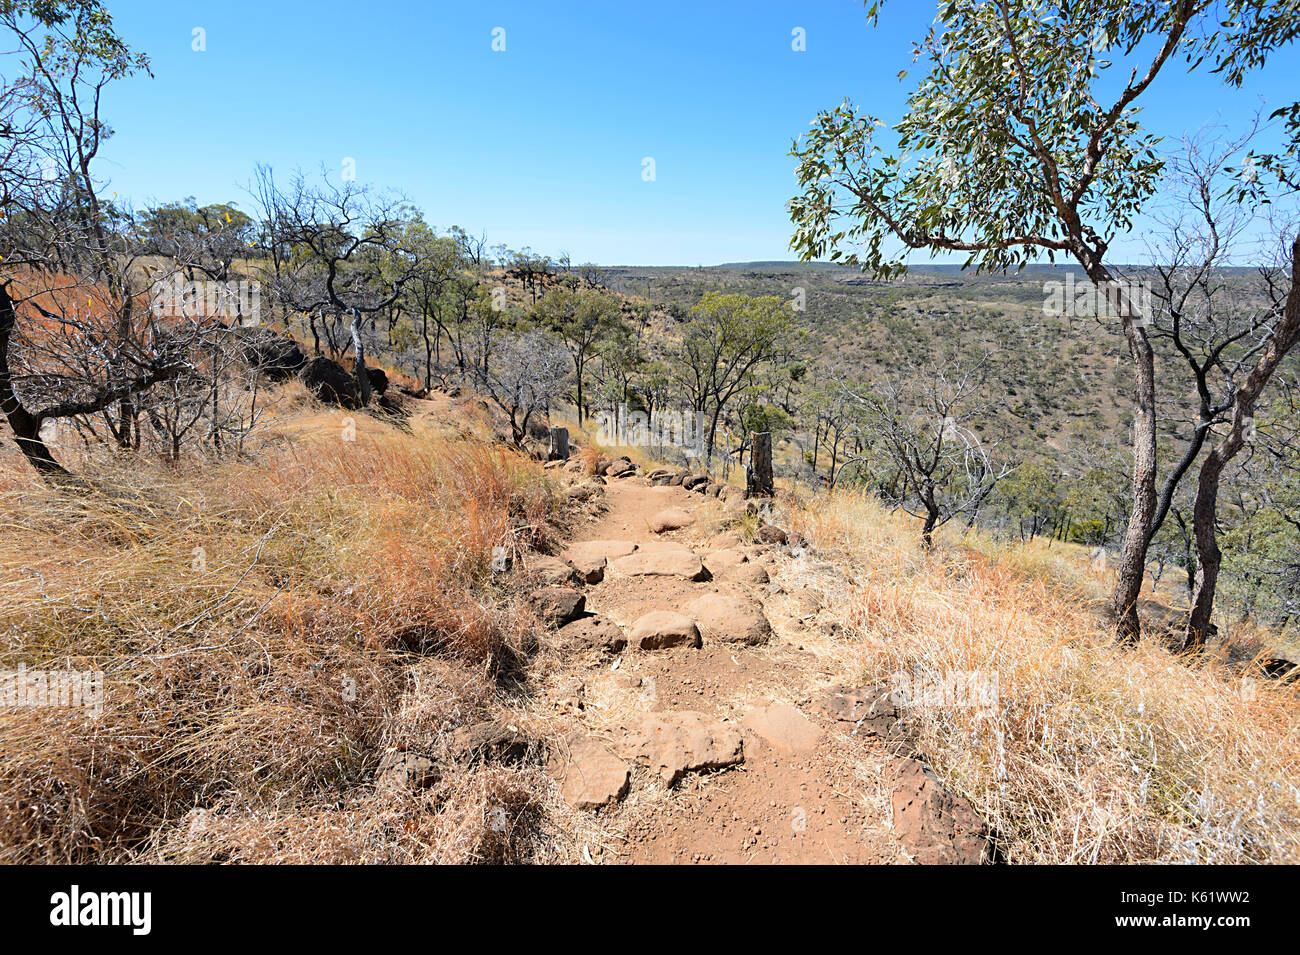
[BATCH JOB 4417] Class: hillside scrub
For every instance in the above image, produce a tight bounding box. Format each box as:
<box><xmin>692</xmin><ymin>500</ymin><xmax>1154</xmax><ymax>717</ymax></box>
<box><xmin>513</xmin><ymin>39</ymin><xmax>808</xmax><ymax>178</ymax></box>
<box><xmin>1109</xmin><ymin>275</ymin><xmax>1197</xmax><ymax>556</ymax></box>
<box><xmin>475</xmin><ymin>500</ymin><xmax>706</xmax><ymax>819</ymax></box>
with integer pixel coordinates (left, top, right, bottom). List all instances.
<box><xmin>785</xmin><ymin>488</ymin><xmax>1300</xmax><ymax>863</ymax></box>
<box><xmin>0</xmin><ymin>397</ymin><xmax>564</xmax><ymax>863</ymax></box>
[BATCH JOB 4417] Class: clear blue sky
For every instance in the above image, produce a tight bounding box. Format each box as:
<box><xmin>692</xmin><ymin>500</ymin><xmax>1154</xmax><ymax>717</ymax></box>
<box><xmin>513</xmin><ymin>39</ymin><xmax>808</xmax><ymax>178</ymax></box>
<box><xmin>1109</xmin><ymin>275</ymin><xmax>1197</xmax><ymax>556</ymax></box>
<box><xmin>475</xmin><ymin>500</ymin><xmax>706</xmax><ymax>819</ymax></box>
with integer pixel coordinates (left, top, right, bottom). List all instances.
<box><xmin>96</xmin><ymin>0</ymin><xmax>1297</xmax><ymax>265</ymax></box>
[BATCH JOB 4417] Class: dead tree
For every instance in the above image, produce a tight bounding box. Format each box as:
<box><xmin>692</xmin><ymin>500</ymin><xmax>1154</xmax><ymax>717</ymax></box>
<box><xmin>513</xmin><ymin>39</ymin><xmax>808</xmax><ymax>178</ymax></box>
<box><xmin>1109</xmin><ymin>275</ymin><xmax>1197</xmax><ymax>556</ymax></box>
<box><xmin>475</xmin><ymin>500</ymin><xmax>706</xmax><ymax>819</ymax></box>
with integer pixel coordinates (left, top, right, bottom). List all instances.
<box><xmin>746</xmin><ymin>431</ymin><xmax>774</xmax><ymax>497</ymax></box>
<box><xmin>844</xmin><ymin>356</ymin><xmax>1013</xmax><ymax>550</ymax></box>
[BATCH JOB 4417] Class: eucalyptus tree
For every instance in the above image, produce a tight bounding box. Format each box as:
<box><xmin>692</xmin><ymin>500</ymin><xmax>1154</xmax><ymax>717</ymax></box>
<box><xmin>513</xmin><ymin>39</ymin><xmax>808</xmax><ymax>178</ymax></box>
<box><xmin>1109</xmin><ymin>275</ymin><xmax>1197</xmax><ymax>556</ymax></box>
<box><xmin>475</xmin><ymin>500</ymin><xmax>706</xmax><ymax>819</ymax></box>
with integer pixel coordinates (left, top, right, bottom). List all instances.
<box><xmin>535</xmin><ymin>287</ymin><xmax>621</xmax><ymax>424</ymax></box>
<box><xmin>842</xmin><ymin>355</ymin><xmax>1014</xmax><ymax>550</ymax></box>
<box><xmin>674</xmin><ymin>291</ymin><xmax>796</xmax><ymax>463</ymax></box>
<box><xmin>789</xmin><ymin>0</ymin><xmax>1297</xmax><ymax>641</ymax></box>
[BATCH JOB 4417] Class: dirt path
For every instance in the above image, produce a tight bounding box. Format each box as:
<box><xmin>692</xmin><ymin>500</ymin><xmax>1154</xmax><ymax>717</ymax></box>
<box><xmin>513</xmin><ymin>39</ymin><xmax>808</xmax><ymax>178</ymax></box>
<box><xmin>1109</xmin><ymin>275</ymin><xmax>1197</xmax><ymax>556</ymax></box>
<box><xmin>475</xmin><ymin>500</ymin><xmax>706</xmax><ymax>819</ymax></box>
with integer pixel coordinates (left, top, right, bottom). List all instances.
<box><xmin>541</xmin><ymin>471</ymin><xmax>907</xmax><ymax>864</ymax></box>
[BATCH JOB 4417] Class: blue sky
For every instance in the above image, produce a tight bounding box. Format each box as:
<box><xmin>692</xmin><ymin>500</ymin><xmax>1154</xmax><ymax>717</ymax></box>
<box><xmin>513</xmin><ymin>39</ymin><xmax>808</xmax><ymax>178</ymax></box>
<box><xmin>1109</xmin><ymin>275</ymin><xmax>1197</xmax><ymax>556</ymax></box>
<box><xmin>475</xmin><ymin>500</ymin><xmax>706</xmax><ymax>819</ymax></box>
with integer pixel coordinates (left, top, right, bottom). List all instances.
<box><xmin>95</xmin><ymin>0</ymin><xmax>1297</xmax><ymax>265</ymax></box>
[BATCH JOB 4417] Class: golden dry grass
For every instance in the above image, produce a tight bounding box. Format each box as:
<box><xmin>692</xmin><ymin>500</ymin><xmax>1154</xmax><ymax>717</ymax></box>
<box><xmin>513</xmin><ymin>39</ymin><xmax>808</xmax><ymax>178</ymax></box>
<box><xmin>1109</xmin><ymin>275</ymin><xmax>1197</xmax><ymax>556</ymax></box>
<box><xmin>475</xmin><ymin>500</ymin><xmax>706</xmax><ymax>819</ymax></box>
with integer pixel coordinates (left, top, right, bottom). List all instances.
<box><xmin>0</xmin><ymin>393</ymin><xmax>564</xmax><ymax>863</ymax></box>
<box><xmin>783</xmin><ymin>488</ymin><xmax>1300</xmax><ymax>864</ymax></box>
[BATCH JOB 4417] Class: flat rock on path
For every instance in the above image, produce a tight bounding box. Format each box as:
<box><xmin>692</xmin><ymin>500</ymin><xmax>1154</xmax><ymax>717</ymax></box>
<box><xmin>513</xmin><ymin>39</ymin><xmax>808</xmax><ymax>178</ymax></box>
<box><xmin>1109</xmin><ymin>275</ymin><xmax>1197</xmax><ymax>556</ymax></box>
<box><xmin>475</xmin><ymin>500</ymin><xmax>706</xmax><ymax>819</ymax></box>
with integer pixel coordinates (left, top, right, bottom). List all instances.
<box><xmin>610</xmin><ymin>545</ymin><xmax>706</xmax><ymax>580</ymax></box>
<box><xmin>562</xmin><ymin>539</ymin><xmax>639</xmax><ymax>584</ymax></box>
<box><xmin>563</xmin><ymin>539</ymin><xmax>639</xmax><ymax>562</ymax></box>
<box><xmin>647</xmin><ymin>507</ymin><xmax>694</xmax><ymax>534</ymax></box>
<box><xmin>617</xmin><ymin>711</ymin><xmax>744</xmax><ymax>786</ymax></box>
<box><xmin>685</xmin><ymin>592</ymin><xmax>772</xmax><ymax>645</ymax></box>
<box><xmin>552</xmin><ymin>736</ymin><xmax>631</xmax><ymax>810</ymax></box>
<box><xmin>740</xmin><ymin>703</ymin><xmax>822</xmax><ymax>754</ymax></box>
<box><xmin>628</xmin><ymin>610</ymin><xmax>701</xmax><ymax>650</ymax></box>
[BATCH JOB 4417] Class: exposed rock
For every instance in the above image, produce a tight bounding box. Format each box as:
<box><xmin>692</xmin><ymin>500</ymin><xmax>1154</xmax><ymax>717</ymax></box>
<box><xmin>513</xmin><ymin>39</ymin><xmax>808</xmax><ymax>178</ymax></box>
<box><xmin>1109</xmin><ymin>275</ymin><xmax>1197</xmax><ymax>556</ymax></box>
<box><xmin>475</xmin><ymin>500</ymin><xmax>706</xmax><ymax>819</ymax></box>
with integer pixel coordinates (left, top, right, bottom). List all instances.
<box><xmin>562</xmin><ymin>539</ymin><xmax>638</xmax><ymax>563</ymax></box>
<box><xmin>890</xmin><ymin>758</ymin><xmax>990</xmax><ymax>865</ymax></box>
<box><xmin>709</xmin><ymin>532</ymin><xmax>744</xmax><ymax>550</ymax></box>
<box><xmin>701</xmin><ymin>548</ymin><xmax>747</xmax><ymax>577</ymax></box>
<box><xmin>728</xmin><ymin>562</ymin><xmax>770</xmax><ymax>585</ymax></box>
<box><xmin>685</xmin><ymin>592</ymin><xmax>772</xmax><ymax>645</ymax></box>
<box><xmin>668</xmin><ymin>469</ymin><xmax>689</xmax><ymax>486</ymax></box>
<box><xmin>682</xmin><ymin>474</ymin><xmax>709</xmax><ymax>490</ymax></box>
<box><xmin>610</xmin><ymin>546</ymin><xmax>706</xmax><ymax>580</ymax></box>
<box><xmin>552</xmin><ymin>736</ymin><xmax>630</xmax><ymax>810</ymax></box>
<box><xmin>606</xmin><ymin>457</ymin><xmax>635</xmax><ymax>477</ymax></box>
<box><xmin>375</xmin><ymin>751</ymin><xmax>439</xmax><ymax>790</ymax></box>
<box><xmin>647</xmin><ymin>507</ymin><xmax>694</xmax><ymax>533</ymax></box>
<box><xmin>815</xmin><ymin>684</ymin><xmax>917</xmax><ymax>750</ymax></box>
<box><xmin>238</xmin><ymin>329</ymin><xmax>307</xmax><ymax>381</ymax></box>
<box><xmin>757</xmin><ymin>524</ymin><xmax>789</xmax><ymax>545</ymax></box>
<box><xmin>566</xmin><ymin>482</ymin><xmax>604</xmax><ymax>502</ymax></box>
<box><xmin>741</xmin><ymin>704</ymin><xmax>822</xmax><ymax>754</ymax></box>
<box><xmin>617</xmin><ymin>711</ymin><xmax>744</xmax><ymax>786</ymax></box>
<box><xmin>366</xmin><ymin>366</ymin><xmax>389</xmax><ymax>396</ymax></box>
<box><xmin>525</xmin><ymin>555</ymin><xmax>578</xmax><ymax>588</ymax></box>
<box><xmin>1260</xmin><ymin>657</ymin><xmax>1298</xmax><ymax>681</ymax></box>
<box><xmin>566</xmin><ymin>552</ymin><xmax>606</xmax><ymax>584</ymax></box>
<box><xmin>555</xmin><ymin>615</ymin><xmax>627</xmax><ymax>654</ymax></box>
<box><xmin>448</xmin><ymin>720</ymin><xmax>530</xmax><ymax>763</ymax></box>
<box><xmin>627</xmin><ymin>610</ymin><xmax>701</xmax><ymax>650</ymax></box>
<box><xmin>533</xmin><ymin>587</ymin><xmax>586</xmax><ymax>627</ymax></box>
<box><xmin>299</xmin><ymin>356</ymin><xmax>361</xmax><ymax>409</ymax></box>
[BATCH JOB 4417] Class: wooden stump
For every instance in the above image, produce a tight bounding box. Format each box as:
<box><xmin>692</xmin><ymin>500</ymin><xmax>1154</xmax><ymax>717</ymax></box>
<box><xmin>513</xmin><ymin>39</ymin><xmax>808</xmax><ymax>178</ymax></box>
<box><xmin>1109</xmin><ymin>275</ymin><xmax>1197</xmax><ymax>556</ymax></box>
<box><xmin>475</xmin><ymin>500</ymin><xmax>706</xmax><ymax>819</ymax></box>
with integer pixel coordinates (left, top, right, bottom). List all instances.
<box><xmin>548</xmin><ymin>426</ymin><xmax>570</xmax><ymax>461</ymax></box>
<box><xmin>746</xmin><ymin>431</ymin><xmax>773</xmax><ymax>498</ymax></box>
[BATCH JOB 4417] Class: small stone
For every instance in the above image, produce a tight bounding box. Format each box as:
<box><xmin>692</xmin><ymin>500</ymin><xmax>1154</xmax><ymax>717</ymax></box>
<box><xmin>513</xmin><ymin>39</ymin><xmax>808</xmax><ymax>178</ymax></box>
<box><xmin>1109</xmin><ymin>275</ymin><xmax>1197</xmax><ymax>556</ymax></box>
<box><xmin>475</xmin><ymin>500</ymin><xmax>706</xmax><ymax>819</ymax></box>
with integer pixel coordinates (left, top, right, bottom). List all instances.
<box><xmin>627</xmin><ymin>610</ymin><xmax>701</xmax><ymax>650</ymax></box>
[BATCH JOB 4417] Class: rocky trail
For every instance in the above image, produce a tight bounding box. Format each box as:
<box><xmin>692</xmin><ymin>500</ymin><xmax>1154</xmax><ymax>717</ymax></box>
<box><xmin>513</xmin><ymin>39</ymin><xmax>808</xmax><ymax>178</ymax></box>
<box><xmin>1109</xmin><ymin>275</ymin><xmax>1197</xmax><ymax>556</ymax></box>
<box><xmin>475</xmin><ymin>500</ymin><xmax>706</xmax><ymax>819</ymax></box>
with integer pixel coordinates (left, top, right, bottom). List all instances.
<box><xmin>526</xmin><ymin>456</ymin><xmax>993</xmax><ymax>865</ymax></box>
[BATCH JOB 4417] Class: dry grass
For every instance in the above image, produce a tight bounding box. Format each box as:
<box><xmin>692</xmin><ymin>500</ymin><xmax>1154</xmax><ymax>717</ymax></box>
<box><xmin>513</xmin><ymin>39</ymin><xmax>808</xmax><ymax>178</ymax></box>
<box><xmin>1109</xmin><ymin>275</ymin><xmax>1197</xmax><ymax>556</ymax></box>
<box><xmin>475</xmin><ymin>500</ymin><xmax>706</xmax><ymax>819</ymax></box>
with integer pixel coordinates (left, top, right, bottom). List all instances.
<box><xmin>784</xmin><ymin>488</ymin><xmax>1300</xmax><ymax>864</ymax></box>
<box><xmin>0</xmin><ymin>393</ymin><xmax>565</xmax><ymax>863</ymax></box>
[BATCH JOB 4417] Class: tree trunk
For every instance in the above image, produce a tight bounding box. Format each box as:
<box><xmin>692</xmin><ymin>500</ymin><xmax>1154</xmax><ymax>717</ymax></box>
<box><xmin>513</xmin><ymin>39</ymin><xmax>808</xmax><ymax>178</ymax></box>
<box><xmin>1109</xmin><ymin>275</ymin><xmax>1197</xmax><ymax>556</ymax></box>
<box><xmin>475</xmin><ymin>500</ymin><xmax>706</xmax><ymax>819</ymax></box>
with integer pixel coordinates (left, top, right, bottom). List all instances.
<box><xmin>747</xmin><ymin>430</ymin><xmax>773</xmax><ymax>498</ymax></box>
<box><xmin>350</xmin><ymin>309</ymin><xmax>372</xmax><ymax>407</ymax></box>
<box><xmin>1186</xmin><ymin>235</ymin><xmax>1300</xmax><ymax>650</ymax></box>
<box><xmin>0</xmin><ymin>283</ymin><xmax>68</xmax><ymax>476</ymax></box>
<box><xmin>548</xmin><ymin>426</ymin><xmax>570</xmax><ymax>461</ymax></box>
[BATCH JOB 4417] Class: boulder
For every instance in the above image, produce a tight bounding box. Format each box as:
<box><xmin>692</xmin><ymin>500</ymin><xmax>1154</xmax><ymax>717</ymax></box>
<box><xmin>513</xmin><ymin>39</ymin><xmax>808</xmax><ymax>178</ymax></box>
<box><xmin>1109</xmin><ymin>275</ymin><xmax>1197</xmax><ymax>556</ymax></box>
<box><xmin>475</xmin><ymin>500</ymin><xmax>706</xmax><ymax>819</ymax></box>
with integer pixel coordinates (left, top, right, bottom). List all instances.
<box><xmin>525</xmin><ymin>555</ymin><xmax>578</xmax><ymax>588</ymax></box>
<box><xmin>627</xmin><ymin>610</ymin><xmax>701</xmax><ymax>650</ymax></box>
<box><xmin>757</xmin><ymin>524</ymin><xmax>789</xmax><ymax>545</ymax></box>
<box><xmin>682</xmin><ymin>474</ymin><xmax>709</xmax><ymax>490</ymax></box>
<box><xmin>606</xmin><ymin>457</ymin><xmax>635</xmax><ymax>477</ymax></box>
<box><xmin>565</xmin><ymin>552</ymin><xmax>606</xmax><ymax>584</ymax></box>
<box><xmin>533</xmin><ymin>587</ymin><xmax>586</xmax><ymax>627</ymax></box>
<box><xmin>728</xmin><ymin>563</ymin><xmax>770</xmax><ymax>585</ymax></box>
<box><xmin>685</xmin><ymin>592</ymin><xmax>772</xmax><ymax>645</ymax></box>
<box><xmin>617</xmin><ymin>711</ymin><xmax>744</xmax><ymax>786</ymax></box>
<box><xmin>365</xmin><ymin>365</ymin><xmax>389</xmax><ymax>396</ymax></box>
<box><xmin>299</xmin><ymin>356</ymin><xmax>361</xmax><ymax>409</ymax></box>
<box><xmin>740</xmin><ymin>704</ymin><xmax>822</xmax><ymax>754</ymax></box>
<box><xmin>890</xmin><ymin>758</ymin><xmax>991</xmax><ymax>865</ymax></box>
<box><xmin>238</xmin><ymin>329</ymin><xmax>307</xmax><ymax>381</ymax></box>
<box><xmin>551</xmin><ymin>736</ymin><xmax>631</xmax><ymax>810</ymax></box>
<box><xmin>555</xmin><ymin>615</ymin><xmax>627</xmax><ymax>654</ymax></box>
<box><xmin>647</xmin><ymin>507</ymin><xmax>694</xmax><ymax>534</ymax></box>
<box><xmin>701</xmin><ymin>548</ymin><xmax>747</xmax><ymax>577</ymax></box>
